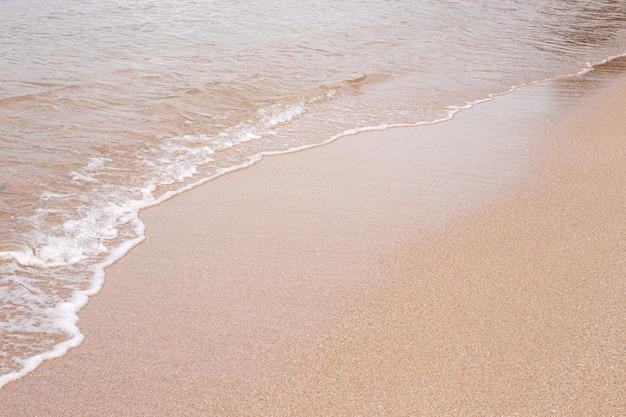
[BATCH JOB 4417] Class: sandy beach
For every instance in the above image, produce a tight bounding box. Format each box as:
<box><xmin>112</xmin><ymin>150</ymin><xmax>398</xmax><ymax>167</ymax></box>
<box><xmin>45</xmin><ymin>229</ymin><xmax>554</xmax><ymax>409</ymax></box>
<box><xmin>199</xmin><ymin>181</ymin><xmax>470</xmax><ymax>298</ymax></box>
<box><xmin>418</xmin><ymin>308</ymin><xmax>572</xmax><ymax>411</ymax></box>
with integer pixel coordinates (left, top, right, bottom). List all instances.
<box><xmin>1</xmin><ymin>71</ymin><xmax>624</xmax><ymax>416</ymax></box>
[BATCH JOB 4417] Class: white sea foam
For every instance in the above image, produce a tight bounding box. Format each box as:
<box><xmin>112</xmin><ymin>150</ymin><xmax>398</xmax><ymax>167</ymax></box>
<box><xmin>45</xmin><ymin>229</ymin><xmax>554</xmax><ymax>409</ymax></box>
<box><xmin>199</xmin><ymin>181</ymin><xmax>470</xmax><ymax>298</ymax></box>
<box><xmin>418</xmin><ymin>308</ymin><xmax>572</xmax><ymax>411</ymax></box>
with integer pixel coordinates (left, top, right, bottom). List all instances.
<box><xmin>0</xmin><ymin>97</ymin><xmax>317</xmax><ymax>387</ymax></box>
<box><xmin>0</xmin><ymin>247</ymin><xmax>43</xmax><ymax>267</ymax></box>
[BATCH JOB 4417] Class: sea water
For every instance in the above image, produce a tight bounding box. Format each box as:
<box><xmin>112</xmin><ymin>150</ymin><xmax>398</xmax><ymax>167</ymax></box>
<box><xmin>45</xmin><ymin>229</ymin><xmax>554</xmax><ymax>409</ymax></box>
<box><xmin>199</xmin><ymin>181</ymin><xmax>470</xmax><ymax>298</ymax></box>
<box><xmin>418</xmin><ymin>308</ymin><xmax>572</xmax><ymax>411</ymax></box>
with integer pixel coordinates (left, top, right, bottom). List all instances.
<box><xmin>1</xmin><ymin>0</ymin><xmax>626</xmax><ymax>387</ymax></box>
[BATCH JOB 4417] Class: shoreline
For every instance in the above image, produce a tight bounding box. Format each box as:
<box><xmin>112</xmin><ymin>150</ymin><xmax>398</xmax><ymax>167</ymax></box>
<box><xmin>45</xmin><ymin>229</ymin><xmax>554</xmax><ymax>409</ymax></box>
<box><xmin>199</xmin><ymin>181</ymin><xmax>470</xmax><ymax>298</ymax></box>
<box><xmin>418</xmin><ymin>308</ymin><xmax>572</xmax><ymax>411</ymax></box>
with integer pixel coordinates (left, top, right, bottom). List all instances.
<box><xmin>1</xmin><ymin>72</ymin><xmax>624</xmax><ymax>415</ymax></box>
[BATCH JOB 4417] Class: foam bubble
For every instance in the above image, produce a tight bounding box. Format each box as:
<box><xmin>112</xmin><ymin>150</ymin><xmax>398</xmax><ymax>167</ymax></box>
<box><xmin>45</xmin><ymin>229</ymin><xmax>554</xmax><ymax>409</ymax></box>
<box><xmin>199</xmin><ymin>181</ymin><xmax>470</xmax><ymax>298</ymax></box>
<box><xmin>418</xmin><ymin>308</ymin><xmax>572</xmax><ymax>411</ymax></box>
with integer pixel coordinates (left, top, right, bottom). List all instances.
<box><xmin>0</xmin><ymin>246</ymin><xmax>44</xmax><ymax>267</ymax></box>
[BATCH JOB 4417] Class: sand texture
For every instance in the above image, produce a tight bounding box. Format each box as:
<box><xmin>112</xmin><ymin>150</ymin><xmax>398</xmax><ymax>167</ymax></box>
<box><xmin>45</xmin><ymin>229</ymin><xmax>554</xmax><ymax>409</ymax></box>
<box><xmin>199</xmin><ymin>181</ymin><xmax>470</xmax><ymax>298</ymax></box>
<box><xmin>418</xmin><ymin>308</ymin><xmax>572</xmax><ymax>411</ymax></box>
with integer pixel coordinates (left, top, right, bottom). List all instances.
<box><xmin>241</xmin><ymin>78</ymin><xmax>626</xmax><ymax>416</ymax></box>
<box><xmin>0</xmin><ymin>74</ymin><xmax>624</xmax><ymax>415</ymax></box>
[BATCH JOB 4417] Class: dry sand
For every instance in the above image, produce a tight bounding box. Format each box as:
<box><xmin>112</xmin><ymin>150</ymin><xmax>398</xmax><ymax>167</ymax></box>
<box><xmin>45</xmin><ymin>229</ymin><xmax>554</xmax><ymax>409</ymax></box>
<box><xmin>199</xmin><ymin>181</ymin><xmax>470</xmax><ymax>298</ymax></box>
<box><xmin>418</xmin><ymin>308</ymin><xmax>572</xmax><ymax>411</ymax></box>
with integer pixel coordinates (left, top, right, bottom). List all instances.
<box><xmin>0</xmin><ymin>73</ymin><xmax>624</xmax><ymax>416</ymax></box>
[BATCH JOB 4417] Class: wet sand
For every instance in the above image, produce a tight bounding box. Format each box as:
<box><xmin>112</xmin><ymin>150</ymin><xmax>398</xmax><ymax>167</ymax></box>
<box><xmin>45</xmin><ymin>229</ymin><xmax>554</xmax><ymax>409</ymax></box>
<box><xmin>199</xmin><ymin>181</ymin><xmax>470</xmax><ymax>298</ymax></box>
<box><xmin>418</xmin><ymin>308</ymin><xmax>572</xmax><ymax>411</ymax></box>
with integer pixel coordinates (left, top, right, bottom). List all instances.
<box><xmin>1</xmin><ymin>74</ymin><xmax>624</xmax><ymax>415</ymax></box>
<box><xmin>241</xmin><ymin>78</ymin><xmax>626</xmax><ymax>416</ymax></box>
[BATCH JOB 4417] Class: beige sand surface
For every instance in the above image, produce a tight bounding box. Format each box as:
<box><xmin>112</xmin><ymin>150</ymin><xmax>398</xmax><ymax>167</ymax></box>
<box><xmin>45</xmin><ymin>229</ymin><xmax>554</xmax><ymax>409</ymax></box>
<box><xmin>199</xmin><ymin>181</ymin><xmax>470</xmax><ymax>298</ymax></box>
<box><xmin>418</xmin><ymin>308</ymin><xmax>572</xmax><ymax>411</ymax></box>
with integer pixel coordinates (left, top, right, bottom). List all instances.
<box><xmin>0</xmin><ymin>74</ymin><xmax>624</xmax><ymax>416</ymax></box>
<box><xmin>239</xmin><ymin>78</ymin><xmax>626</xmax><ymax>416</ymax></box>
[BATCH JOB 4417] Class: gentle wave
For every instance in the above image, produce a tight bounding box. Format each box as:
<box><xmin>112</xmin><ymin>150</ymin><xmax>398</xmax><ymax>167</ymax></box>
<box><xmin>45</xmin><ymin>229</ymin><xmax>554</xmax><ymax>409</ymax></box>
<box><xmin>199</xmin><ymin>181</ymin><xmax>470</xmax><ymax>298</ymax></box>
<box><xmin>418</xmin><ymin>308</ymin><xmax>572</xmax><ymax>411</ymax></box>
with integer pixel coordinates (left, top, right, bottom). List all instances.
<box><xmin>2</xmin><ymin>52</ymin><xmax>626</xmax><ymax>388</ymax></box>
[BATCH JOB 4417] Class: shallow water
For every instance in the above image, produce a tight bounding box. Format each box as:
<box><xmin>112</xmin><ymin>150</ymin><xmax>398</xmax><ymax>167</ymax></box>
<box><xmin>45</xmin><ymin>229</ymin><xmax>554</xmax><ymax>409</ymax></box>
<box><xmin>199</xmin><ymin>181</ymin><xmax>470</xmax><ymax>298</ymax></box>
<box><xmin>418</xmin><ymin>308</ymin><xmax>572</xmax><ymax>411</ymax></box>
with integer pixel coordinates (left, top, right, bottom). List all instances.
<box><xmin>1</xmin><ymin>0</ymin><xmax>626</xmax><ymax>387</ymax></box>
